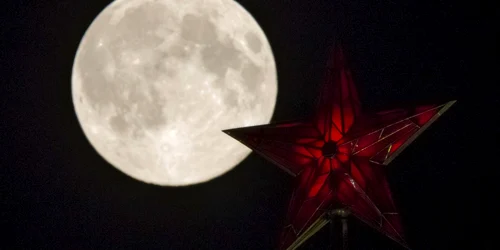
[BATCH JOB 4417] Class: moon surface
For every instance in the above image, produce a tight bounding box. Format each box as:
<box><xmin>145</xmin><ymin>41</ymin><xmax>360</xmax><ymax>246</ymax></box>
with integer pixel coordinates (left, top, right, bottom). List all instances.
<box><xmin>72</xmin><ymin>0</ymin><xmax>277</xmax><ymax>186</ymax></box>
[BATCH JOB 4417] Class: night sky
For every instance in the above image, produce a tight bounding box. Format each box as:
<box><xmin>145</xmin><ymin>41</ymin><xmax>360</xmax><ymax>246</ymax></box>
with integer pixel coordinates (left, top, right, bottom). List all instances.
<box><xmin>2</xmin><ymin>0</ymin><xmax>489</xmax><ymax>249</ymax></box>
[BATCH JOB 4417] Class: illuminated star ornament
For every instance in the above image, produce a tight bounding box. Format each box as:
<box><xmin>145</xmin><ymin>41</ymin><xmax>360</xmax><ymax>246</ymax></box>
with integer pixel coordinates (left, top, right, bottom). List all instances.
<box><xmin>224</xmin><ymin>42</ymin><xmax>455</xmax><ymax>249</ymax></box>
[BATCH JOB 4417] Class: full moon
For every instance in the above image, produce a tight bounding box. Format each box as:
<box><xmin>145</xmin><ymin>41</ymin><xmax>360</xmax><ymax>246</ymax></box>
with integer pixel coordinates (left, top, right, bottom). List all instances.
<box><xmin>72</xmin><ymin>0</ymin><xmax>277</xmax><ymax>186</ymax></box>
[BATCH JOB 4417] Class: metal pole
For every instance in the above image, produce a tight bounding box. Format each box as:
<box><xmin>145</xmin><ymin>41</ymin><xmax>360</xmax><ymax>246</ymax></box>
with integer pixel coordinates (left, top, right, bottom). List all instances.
<box><xmin>328</xmin><ymin>208</ymin><xmax>350</xmax><ymax>250</ymax></box>
<box><xmin>341</xmin><ymin>217</ymin><xmax>348</xmax><ymax>250</ymax></box>
<box><xmin>329</xmin><ymin>218</ymin><xmax>334</xmax><ymax>249</ymax></box>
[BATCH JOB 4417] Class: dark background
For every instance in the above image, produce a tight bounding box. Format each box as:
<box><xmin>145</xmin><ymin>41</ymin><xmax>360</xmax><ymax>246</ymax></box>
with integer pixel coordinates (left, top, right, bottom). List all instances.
<box><xmin>2</xmin><ymin>0</ymin><xmax>490</xmax><ymax>249</ymax></box>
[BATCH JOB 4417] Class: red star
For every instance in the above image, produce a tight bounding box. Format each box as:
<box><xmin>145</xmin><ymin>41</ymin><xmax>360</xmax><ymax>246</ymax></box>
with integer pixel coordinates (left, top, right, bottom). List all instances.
<box><xmin>223</xmin><ymin>43</ymin><xmax>455</xmax><ymax>250</ymax></box>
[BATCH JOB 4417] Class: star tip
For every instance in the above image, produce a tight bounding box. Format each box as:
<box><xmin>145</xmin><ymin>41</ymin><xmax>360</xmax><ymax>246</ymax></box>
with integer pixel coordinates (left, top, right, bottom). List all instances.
<box><xmin>222</xmin><ymin>127</ymin><xmax>235</xmax><ymax>132</ymax></box>
<box><xmin>438</xmin><ymin>100</ymin><xmax>457</xmax><ymax>115</ymax></box>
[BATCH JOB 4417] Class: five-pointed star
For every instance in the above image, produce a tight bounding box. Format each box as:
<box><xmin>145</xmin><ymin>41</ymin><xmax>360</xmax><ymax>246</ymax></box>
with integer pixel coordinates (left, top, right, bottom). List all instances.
<box><xmin>223</xmin><ymin>43</ymin><xmax>455</xmax><ymax>250</ymax></box>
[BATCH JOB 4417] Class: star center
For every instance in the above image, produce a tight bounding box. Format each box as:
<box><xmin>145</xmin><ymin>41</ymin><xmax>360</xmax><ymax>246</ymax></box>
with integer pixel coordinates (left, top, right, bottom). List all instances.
<box><xmin>322</xmin><ymin>141</ymin><xmax>338</xmax><ymax>158</ymax></box>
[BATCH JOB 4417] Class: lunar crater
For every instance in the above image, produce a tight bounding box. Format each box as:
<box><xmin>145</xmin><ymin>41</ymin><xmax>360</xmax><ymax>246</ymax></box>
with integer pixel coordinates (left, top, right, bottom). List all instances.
<box><xmin>201</xmin><ymin>41</ymin><xmax>243</xmax><ymax>81</ymax></box>
<box><xmin>244</xmin><ymin>31</ymin><xmax>262</xmax><ymax>53</ymax></box>
<box><xmin>180</xmin><ymin>13</ymin><xmax>219</xmax><ymax>45</ymax></box>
